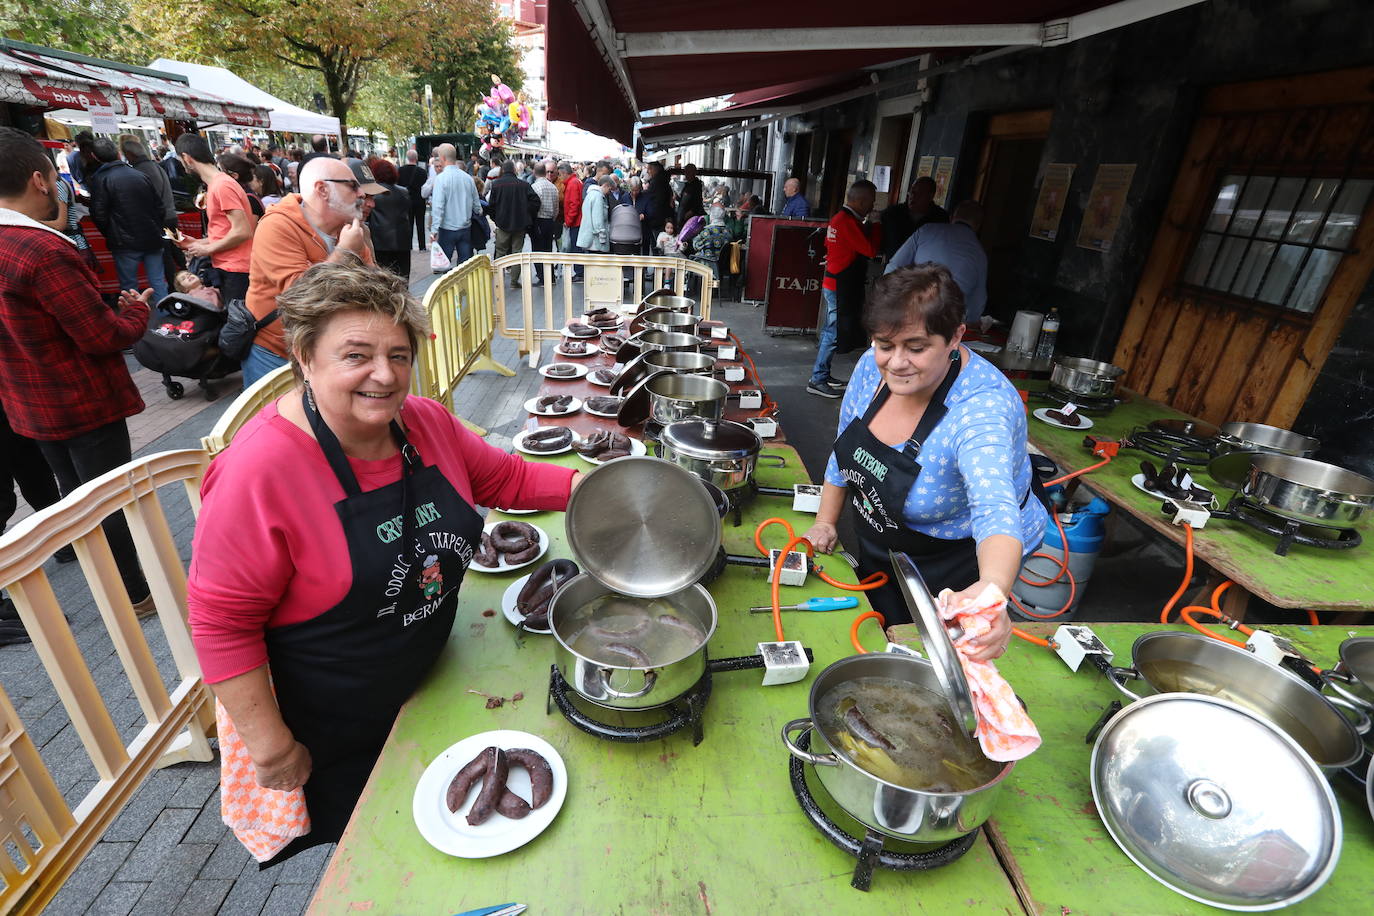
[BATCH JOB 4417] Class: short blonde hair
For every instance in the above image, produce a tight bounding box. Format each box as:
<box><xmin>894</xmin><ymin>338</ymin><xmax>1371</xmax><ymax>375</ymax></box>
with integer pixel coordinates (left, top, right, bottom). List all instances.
<box><xmin>277</xmin><ymin>256</ymin><xmax>431</xmax><ymax>382</ymax></box>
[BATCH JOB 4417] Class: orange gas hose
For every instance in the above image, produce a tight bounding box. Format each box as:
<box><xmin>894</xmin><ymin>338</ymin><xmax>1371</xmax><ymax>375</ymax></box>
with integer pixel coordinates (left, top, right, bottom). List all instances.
<box><xmin>1044</xmin><ymin>456</ymin><xmax>1112</xmax><ymax>487</ymax></box>
<box><xmin>850</xmin><ymin>611</ymin><xmax>886</xmax><ymax>653</ymax></box>
<box><xmin>1159</xmin><ymin>524</ymin><xmax>1197</xmax><ymax>624</ymax></box>
<box><xmin>729</xmin><ymin>332</ymin><xmax>778</xmax><ymax>417</ymax></box>
<box><xmin>1008</xmin><ymin>507</ymin><xmax>1077</xmax><ymax>620</ymax></box>
<box><xmin>755</xmin><ymin>518</ymin><xmax>890</xmax><ymax>644</ymax></box>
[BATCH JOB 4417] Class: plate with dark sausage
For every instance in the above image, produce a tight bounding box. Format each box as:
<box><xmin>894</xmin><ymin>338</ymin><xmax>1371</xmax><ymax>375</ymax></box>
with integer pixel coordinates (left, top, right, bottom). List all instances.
<box><xmin>500</xmin><ymin>559</ymin><xmax>579</xmax><ymax>633</ymax></box>
<box><xmin>412</xmin><ymin>730</ymin><xmax>567</xmax><ymax>858</ymax></box>
<box><xmin>538</xmin><ymin>362</ymin><xmax>588</xmax><ymax>380</ymax></box>
<box><xmin>470</xmin><ymin>521</ymin><xmax>549</xmax><ymax>572</ymax></box>
<box><xmin>582</xmin><ymin>395</ymin><xmax>623</xmax><ymax>418</ymax></box>
<box><xmin>586</xmin><ymin>366</ymin><xmax>619</xmax><ymax>387</ymax></box>
<box><xmin>554</xmin><ymin>339</ymin><xmax>594</xmax><ymax>358</ymax></box>
<box><xmin>573</xmin><ymin>432</ymin><xmax>647</xmax><ymax>465</ymax></box>
<box><xmin>524</xmin><ymin>394</ymin><xmax>582</xmax><ymax>417</ymax></box>
<box><xmin>513</xmin><ymin>426</ymin><xmax>575</xmax><ymax>455</ymax></box>
<box><xmin>562</xmin><ymin>322</ymin><xmax>601</xmax><ymax>339</ymax></box>
<box><xmin>1032</xmin><ymin>407</ymin><xmax>1094</xmax><ymax>430</ymax></box>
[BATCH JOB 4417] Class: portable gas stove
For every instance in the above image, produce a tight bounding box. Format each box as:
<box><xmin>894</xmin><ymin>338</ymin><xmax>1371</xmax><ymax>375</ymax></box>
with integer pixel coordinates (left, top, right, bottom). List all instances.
<box><xmin>696</xmin><ymin>542</ymin><xmax>827</xmax><ymax>586</ymax></box>
<box><xmin>788</xmin><ymin>729</ymin><xmax>978</xmax><ymax>890</ymax></box>
<box><xmin>547</xmin><ymin>653</ymin><xmax>812</xmax><ymax>746</ymax></box>
<box><xmin>1120</xmin><ymin>427</ymin><xmax>1215</xmax><ymax>468</ymax></box>
<box><xmin>1035</xmin><ymin>387</ymin><xmax>1121</xmax><ymax>413</ymax></box>
<box><xmin>1212</xmin><ymin>494</ymin><xmax>1362</xmax><ymax>557</ymax></box>
<box><xmin>721</xmin><ymin>478</ymin><xmax>795</xmax><ymax>527</ymax></box>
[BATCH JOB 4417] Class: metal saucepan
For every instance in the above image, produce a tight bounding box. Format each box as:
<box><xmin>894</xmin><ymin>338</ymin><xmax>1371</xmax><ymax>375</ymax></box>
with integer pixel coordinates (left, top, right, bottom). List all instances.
<box><xmin>1317</xmin><ymin>637</ymin><xmax>1374</xmax><ymax>711</ymax></box>
<box><xmin>782</xmin><ymin>653</ymin><xmax>1011</xmax><ymax>846</ymax></box>
<box><xmin>634</xmin><ymin>308</ymin><xmax>701</xmax><ymax>336</ymax></box>
<box><xmin>1049</xmin><ymin>357</ymin><xmax>1125</xmax><ymax>400</ymax></box>
<box><xmin>1098</xmin><ymin>631</ymin><xmax>1365</xmax><ymax>770</ymax></box>
<box><xmin>1241</xmin><ymin>454</ymin><xmax>1374</xmax><ymax>530</ymax></box>
<box><xmin>549</xmin><ymin>573</ymin><xmax>716</xmax><ymax>710</ymax></box>
<box><xmin>644</xmin><ymin>350</ymin><xmax>717</xmax><ymax>377</ymax></box>
<box><xmin>639</xmin><ymin>290</ymin><xmax>696</xmax><ymax>312</ymax></box>
<box><xmin>655</xmin><ymin>417</ymin><xmax>785</xmax><ymax>492</ymax></box>
<box><xmin>1216</xmin><ymin>421</ymin><xmax>1319</xmax><ymax>457</ymax></box>
<box><xmin>614</xmin><ymin>328</ymin><xmax>701</xmax><ymax>364</ymax></box>
<box><xmin>646</xmin><ymin>373</ymin><xmax>728</xmax><ymax>426</ymax></box>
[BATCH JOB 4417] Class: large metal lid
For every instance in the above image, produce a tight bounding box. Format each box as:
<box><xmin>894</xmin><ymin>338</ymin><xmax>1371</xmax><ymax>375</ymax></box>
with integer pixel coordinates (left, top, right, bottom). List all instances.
<box><xmin>660</xmin><ymin>418</ymin><xmax>760</xmax><ymax>460</ymax></box>
<box><xmin>614</xmin><ymin>369</ymin><xmax>668</xmax><ymax>427</ymax></box>
<box><xmin>564</xmin><ymin>456</ymin><xmax>722</xmax><ymax>597</ymax></box>
<box><xmin>1091</xmin><ymin>693</ymin><xmax>1341</xmax><ymax>911</ymax></box>
<box><xmin>889</xmin><ymin>551</ymin><xmax>977</xmax><ymax>737</ymax></box>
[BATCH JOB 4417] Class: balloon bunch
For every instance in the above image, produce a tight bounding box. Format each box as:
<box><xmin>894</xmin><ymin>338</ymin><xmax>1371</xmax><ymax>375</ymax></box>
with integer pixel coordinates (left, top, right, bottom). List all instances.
<box><xmin>474</xmin><ymin>74</ymin><xmax>532</xmax><ymax>160</ymax></box>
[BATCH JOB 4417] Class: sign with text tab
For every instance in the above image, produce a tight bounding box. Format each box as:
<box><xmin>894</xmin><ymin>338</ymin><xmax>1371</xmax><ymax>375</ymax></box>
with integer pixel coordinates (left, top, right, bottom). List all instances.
<box><xmin>764</xmin><ymin>225</ymin><xmax>826</xmax><ymax>333</ymax></box>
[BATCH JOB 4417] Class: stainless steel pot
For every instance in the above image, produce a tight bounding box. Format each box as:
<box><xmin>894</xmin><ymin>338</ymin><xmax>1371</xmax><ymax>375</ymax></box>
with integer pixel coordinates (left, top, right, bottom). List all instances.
<box><xmin>782</xmin><ymin>653</ymin><xmax>1011</xmax><ymax>846</ymax></box>
<box><xmin>1242</xmin><ymin>453</ymin><xmax>1374</xmax><ymax>530</ymax></box>
<box><xmin>1321</xmin><ymin>637</ymin><xmax>1374</xmax><ymax>711</ymax></box>
<box><xmin>644</xmin><ymin>350</ymin><xmax>716</xmax><ymax>377</ymax></box>
<box><xmin>1049</xmin><ymin>357</ymin><xmax>1125</xmax><ymax>400</ymax></box>
<box><xmin>638</xmin><ymin>308</ymin><xmax>701</xmax><ymax>336</ymax></box>
<box><xmin>646</xmin><ymin>374</ymin><xmax>728</xmax><ymax>425</ymax></box>
<box><xmin>635</xmin><ymin>329</ymin><xmax>701</xmax><ymax>355</ymax></box>
<box><xmin>1100</xmin><ymin>631</ymin><xmax>1364</xmax><ymax>769</ymax></box>
<box><xmin>549</xmin><ymin>572</ymin><xmax>716</xmax><ymax>710</ymax></box>
<box><xmin>640</xmin><ymin>291</ymin><xmax>696</xmax><ymax>312</ymax></box>
<box><xmin>1216</xmin><ymin>421</ymin><xmax>1318</xmax><ymax>457</ymax></box>
<box><xmin>656</xmin><ymin>417</ymin><xmax>785</xmax><ymax>492</ymax></box>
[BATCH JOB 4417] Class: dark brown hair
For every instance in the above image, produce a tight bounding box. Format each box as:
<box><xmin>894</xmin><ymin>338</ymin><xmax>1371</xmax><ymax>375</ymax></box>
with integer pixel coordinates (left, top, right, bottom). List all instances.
<box><xmin>864</xmin><ymin>264</ymin><xmax>966</xmax><ymax>342</ymax></box>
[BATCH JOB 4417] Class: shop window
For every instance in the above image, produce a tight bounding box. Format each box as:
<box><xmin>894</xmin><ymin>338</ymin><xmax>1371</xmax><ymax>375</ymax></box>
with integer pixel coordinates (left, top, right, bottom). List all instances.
<box><xmin>1182</xmin><ymin>173</ymin><xmax>1372</xmax><ymax>313</ymax></box>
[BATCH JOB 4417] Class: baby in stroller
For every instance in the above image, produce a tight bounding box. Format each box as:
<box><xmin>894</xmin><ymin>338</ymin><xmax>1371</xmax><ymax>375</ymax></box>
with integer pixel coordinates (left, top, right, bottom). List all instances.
<box><xmin>133</xmin><ymin>277</ymin><xmax>238</xmax><ymax>401</ymax></box>
<box><xmin>173</xmin><ymin>270</ymin><xmax>222</xmax><ymax>309</ymax></box>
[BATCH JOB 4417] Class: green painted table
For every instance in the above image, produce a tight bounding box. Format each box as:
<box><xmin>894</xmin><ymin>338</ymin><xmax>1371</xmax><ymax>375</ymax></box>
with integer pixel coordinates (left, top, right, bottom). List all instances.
<box><xmin>886</xmin><ymin>621</ymin><xmax>1374</xmax><ymax>916</ymax></box>
<box><xmin>1020</xmin><ymin>384</ymin><xmax>1374</xmax><ymax>613</ymax></box>
<box><xmin>308</xmin><ymin>446</ymin><xmax>1025</xmax><ymax>914</ymax></box>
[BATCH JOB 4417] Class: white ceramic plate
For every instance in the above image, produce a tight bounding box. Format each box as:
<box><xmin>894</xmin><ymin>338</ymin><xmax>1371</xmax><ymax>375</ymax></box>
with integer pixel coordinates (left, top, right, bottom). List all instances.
<box><xmin>575</xmin><ymin>437</ymin><xmax>648</xmax><ymax>466</ymax></box>
<box><xmin>493</xmin><ymin>507</ymin><xmax>539</xmax><ymax>515</ymax></box>
<box><xmin>562</xmin><ymin>324</ymin><xmax>601</xmax><ymax>339</ymax></box>
<box><xmin>1033</xmin><ymin>407</ymin><xmax>1094</xmax><ymax>431</ymax></box>
<box><xmin>582</xmin><ymin>397</ymin><xmax>623</xmax><ymax>418</ymax></box>
<box><xmin>513</xmin><ymin>427</ymin><xmax>576</xmax><ymax>456</ymax></box>
<box><xmin>967</xmin><ymin>340</ymin><xmax>1003</xmax><ymax>354</ymax></box>
<box><xmin>1131</xmin><ymin>472</ymin><xmax>1214</xmax><ymax>504</ymax></box>
<box><xmin>524</xmin><ymin>396</ymin><xmax>583</xmax><ymax>417</ymax></box>
<box><xmin>586</xmin><ymin>367</ymin><xmax>620</xmax><ymax>387</ymax></box>
<box><xmin>500</xmin><ymin>574</ymin><xmax>552</xmax><ymax>634</ymax></box>
<box><xmin>470</xmin><ymin>522</ymin><xmax>549</xmax><ymax>573</ymax></box>
<box><xmin>412</xmin><ymin>730</ymin><xmax>567</xmax><ymax>858</ymax></box>
<box><xmin>555</xmin><ymin>342</ymin><xmax>596</xmax><ymax>358</ymax></box>
<box><xmin>539</xmin><ymin>363</ymin><xmax>588</xmax><ymax>380</ymax></box>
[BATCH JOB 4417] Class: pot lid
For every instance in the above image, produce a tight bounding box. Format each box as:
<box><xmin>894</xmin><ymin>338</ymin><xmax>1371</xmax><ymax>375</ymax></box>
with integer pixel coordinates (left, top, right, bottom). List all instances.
<box><xmin>610</xmin><ymin>351</ymin><xmax>652</xmax><ymax>395</ymax></box>
<box><xmin>564</xmin><ymin>455</ymin><xmax>722</xmax><ymax>597</ymax></box>
<box><xmin>1207</xmin><ymin>450</ymin><xmax>1260</xmax><ymax>491</ymax></box>
<box><xmin>889</xmin><ymin>550</ymin><xmax>977</xmax><ymax>737</ymax></box>
<box><xmin>660</xmin><ymin>418</ymin><xmax>760</xmax><ymax>460</ymax></box>
<box><xmin>1091</xmin><ymin>693</ymin><xmax>1341</xmax><ymax>911</ymax></box>
<box><xmin>615</xmin><ymin>369</ymin><xmax>668</xmax><ymax>427</ymax></box>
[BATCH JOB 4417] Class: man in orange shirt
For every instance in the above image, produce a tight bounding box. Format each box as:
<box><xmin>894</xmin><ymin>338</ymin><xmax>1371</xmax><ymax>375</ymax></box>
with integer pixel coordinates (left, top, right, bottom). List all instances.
<box><xmin>175</xmin><ymin>134</ymin><xmax>256</xmax><ymax>302</ymax></box>
<box><xmin>240</xmin><ymin>157</ymin><xmax>372</xmax><ymax>385</ymax></box>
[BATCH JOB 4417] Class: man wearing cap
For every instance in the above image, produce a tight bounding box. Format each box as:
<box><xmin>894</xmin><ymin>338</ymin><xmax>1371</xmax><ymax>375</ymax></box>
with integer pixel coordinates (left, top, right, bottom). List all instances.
<box><xmin>241</xmin><ymin>157</ymin><xmax>375</xmax><ymax>386</ymax></box>
<box><xmin>486</xmin><ymin>160</ymin><xmax>541</xmax><ymax>288</ymax></box>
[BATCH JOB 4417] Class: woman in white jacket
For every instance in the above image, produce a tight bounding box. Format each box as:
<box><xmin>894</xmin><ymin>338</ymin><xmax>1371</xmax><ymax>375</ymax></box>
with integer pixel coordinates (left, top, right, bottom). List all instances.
<box><xmin>577</xmin><ymin>176</ymin><xmax>613</xmax><ymax>253</ymax></box>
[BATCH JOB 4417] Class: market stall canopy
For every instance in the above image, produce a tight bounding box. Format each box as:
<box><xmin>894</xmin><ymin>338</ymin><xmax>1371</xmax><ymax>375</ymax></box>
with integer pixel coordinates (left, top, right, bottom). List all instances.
<box><xmin>149</xmin><ymin>59</ymin><xmax>340</xmax><ymax>136</ymax></box>
<box><xmin>0</xmin><ymin>40</ymin><xmax>269</xmax><ymax>128</ymax></box>
<box><xmin>547</xmin><ymin>0</ymin><xmax>1210</xmax><ymax>145</ymax></box>
<box><xmin>639</xmin><ymin>75</ymin><xmax>874</xmax><ymax>149</ymax></box>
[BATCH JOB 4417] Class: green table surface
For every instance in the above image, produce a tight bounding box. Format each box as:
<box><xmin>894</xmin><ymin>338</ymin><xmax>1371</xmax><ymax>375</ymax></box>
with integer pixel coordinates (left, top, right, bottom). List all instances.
<box><xmin>309</xmin><ymin>445</ymin><xmax>1025</xmax><ymax>914</ymax></box>
<box><xmin>885</xmin><ymin>621</ymin><xmax>1374</xmax><ymax>916</ymax></box>
<box><xmin>1019</xmin><ymin>384</ymin><xmax>1374</xmax><ymax>611</ymax></box>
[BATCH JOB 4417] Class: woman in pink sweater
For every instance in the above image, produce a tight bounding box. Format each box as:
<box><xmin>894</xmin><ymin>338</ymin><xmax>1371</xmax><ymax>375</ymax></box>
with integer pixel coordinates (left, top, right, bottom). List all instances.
<box><xmin>188</xmin><ymin>258</ymin><xmax>578</xmax><ymax>863</ymax></box>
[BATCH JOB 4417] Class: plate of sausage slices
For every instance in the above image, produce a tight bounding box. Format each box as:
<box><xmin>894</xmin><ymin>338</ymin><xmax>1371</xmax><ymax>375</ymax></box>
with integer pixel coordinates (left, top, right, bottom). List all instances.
<box><xmin>470</xmin><ymin>522</ymin><xmax>549</xmax><ymax>572</ymax></box>
<box><xmin>412</xmin><ymin>730</ymin><xmax>567</xmax><ymax>858</ymax></box>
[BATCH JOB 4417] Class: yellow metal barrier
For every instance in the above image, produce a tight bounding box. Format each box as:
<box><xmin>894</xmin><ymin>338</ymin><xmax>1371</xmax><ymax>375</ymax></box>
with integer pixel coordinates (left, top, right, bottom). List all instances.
<box><xmin>490</xmin><ymin>253</ymin><xmax>716</xmax><ymax>366</ymax></box>
<box><xmin>200</xmin><ymin>364</ymin><xmax>296</xmax><ymax>458</ymax></box>
<box><xmin>415</xmin><ymin>254</ymin><xmax>515</xmax><ymax>420</ymax></box>
<box><xmin>0</xmin><ymin>449</ymin><xmax>216</xmax><ymax>914</ymax></box>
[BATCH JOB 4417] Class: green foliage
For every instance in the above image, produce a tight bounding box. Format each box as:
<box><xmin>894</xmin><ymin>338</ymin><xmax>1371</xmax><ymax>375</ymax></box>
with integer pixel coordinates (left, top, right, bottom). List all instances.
<box><xmin>415</xmin><ymin>19</ymin><xmax>523</xmax><ymax>133</ymax></box>
<box><xmin>0</xmin><ymin>0</ymin><xmax>151</xmax><ymax>61</ymax></box>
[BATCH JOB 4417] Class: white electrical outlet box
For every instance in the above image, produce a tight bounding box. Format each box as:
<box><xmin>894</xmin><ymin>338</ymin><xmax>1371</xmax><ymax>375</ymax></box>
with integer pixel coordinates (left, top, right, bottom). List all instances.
<box><xmin>885</xmin><ymin>642</ymin><xmax>923</xmax><ymax>658</ymax></box>
<box><xmin>724</xmin><ymin>365</ymin><xmax>746</xmax><ymax>382</ymax></box>
<box><xmin>716</xmin><ymin>344</ymin><xmax>738</xmax><ymax>360</ymax></box>
<box><xmin>738</xmin><ymin>389</ymin><xmax>762</xmax><ymax>409</ymax></box>
<box><xmin>749</xmin><ymin>417</ymin><xmax>778</xmax><ymax>438</ymax></box>
<box><xmin>1053</xmin><ymin>624</ymin><xmax>1113</xmax><ymax>672</ymax></box>
<box><xmin>758</xmin><ymin>641</ymin><xmax>809</xmax><ymax>685</ymax></box>
<box><xmin>792</xmin><ymin>484</ymin><xmax>822</xmax><ymax>513</ymax></box>
<box><xmin>767</xmin><ymin>549</ymin><xmax>807</xmax><ymax>586</ymax></box>
<box><xmin>1167</xmin><ymin>499</ymin><xmax>1211</xmax><ymax>529</ymax></box>
<box><xmin>1247</xmin><ymin>630</ymin><xmax>1298</xmax><ymax>666</ymax></box>
<box><xmin>711</xmin><ymin>325</ymin><xmax>729</xmax><ymax>340</ymax></box>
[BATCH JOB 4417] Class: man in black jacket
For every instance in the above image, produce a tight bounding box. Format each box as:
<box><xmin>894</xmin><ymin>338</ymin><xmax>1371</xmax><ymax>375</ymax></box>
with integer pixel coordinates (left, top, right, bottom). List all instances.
<box><xmin>397</xmin><ymin>148</ymin><xmax>428</xmax><ymax>250</ymax></box>
<box><xmin>88</xmin><ymin>138</ymin><xmax>169</xmax><ymax>305</ymax></box>
<box><xmin>486</xmin><ymin>160</ymin><xmax>540</xmax><ymax>288</ymax></box>
<box><xmin>879</xmin><ymin>176</ymin><xmax>948</xmax><ymax>262</ymax></box>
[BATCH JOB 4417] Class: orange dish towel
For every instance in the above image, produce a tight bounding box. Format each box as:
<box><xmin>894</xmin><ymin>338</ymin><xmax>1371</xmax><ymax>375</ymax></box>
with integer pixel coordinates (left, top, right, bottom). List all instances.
<box><xmin>216</xmin><ymin>700</ymin><xmax>310</xmax><ymax>862</ymax></box>
<box><xmin>937</xmin><ymin>583</ymin><xmax>1042</xmax><ymax>762</ymax></box>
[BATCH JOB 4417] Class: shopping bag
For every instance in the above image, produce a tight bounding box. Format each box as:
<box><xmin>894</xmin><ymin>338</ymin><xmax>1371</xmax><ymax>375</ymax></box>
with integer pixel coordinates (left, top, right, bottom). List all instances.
<box><xmin>430</xmin><ymin>240</ymin><xmax>452</xmax><ymax>273</ymax></box>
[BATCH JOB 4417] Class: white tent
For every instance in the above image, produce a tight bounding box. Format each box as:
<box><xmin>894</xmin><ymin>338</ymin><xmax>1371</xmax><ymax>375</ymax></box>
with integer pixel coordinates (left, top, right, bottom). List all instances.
<box><xmin>148</xmin><ymin>58</ymin><xmax>340</xmax><ymax>136</ymax></box>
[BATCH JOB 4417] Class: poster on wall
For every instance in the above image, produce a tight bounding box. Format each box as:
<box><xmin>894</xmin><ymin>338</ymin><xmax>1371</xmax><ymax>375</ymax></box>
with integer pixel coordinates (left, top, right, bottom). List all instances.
<box><xmin>872</xmin><ymin>165</ymin><xmax>891</xmax><ymax>193</ymax></box>
<box><xmin>917</xmin><ymin>156</ymin><xmax>935</xmax><ymax>179</ymax></box>
<box><xmin>87</xmin><ymin>104</ymin><xmax>120</xmax><ymax>135</ymax></box>
<box><xmin>1029</xmin><ymin>163</ymin><xmax>1076</xmax><ymax>241</ymax></box>
<box><xmin>932</xmin><ymin>157</ymin><xmax>955</xmax><ymax>208</ymax></box>
<box><xmin>1077</xmin><ymin>163</ymin><xmax>1136</xmax><ymax>252</ymax></box>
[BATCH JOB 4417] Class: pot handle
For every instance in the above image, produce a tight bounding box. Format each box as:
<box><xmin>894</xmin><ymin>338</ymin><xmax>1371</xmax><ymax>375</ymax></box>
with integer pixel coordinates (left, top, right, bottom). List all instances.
<box><xmin>781</xmin><ymin>718</ymin><xmax>838</xmax><ymax>766</ymax></box>
<box><xmin>758</xmin><ymin>454</ymin><xmax>787</xmax><ymax>468</ymax></box>
<box><xmin>599</xmin><ymin>667</ymin><xmax>658</xmax><ymax>700</ymax></box>
<box><xmin>1090</xmin><ymin>655</ymin><xmax>1143</xmax><ymax>702</ymax></box>
<box><xmin>1324</xmin><ymin>693</ymin><xmax>1373</xmax><ymax>735</ymax></box>
<box><xmin>1318</xmin><ymin>667</ymin><xmax>1374</xmax><ymax>715</ymax></box>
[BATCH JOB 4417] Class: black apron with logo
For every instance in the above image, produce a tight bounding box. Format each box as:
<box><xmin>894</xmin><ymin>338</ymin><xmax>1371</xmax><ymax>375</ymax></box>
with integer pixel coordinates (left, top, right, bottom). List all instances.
<box><xmin>832</xmin><ymin>351</ymin><xmax>978</xmax><ymax>626</ymax></box>
<box><xmin>261</xmin><ymin>394</ymin><xmax>482</xmax><ymax>864</ymax></box>
<box><xmin>825</xmin><ymin>208</ymin><xmax>872</xmax><ymax>353</ymax></box>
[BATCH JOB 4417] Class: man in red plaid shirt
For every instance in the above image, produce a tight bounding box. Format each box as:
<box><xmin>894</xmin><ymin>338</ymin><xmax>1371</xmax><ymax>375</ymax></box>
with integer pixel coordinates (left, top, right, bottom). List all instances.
<box><xmin>0</xmin><ymin>127</ymin><xmax>154</xmax><ymax>614</ymax></box>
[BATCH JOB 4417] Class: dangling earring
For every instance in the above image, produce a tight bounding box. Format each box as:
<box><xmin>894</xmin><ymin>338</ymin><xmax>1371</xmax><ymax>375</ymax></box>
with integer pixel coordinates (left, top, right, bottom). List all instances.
<box><xmin>304</xmin><ymin>379</ymin><xmax>317</xmax><ymax>411</ymax></box>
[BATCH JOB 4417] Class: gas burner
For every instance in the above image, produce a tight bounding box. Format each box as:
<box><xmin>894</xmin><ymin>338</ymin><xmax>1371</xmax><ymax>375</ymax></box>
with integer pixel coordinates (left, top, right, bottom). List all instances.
<box><xmin>1121</xmin><ymin>428</ymin><xmax>1214</xmax><ymax>467</ymax></box>
<box><xmin>720</xmin><ymin>478</ymin><xmax>794</xmax><ymax>527</ymax></box>
<box><xmin>697</xmin><ymin>545</ymin><xmax>818</xmax><ymax>585</ymax></box>
<box><xmin>1214</xmin><ymin>495</ymin><xmax>1362</xmax><ymax>556</ymax></box>
<box><xmin>1038</xmin><ymin>388</ymin><xmax>1120</xmax><ymax>413</ymax></box>
<box><xmin>788</xmin><ymin>729</ymin><xmax>978</xmax><ymax>890</ymax></box>
<box><xmin>546</xmin><ymin>655</ymin><xmax>780</xmax><ymax>746</ymax></box>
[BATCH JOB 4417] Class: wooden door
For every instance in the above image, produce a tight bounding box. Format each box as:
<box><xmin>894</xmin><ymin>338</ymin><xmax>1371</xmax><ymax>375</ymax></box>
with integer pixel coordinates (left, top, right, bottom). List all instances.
<box><xmin>1113</xmin><ymin>67</ymin><xmax>1374</xmax><ymax>427</ymax></box>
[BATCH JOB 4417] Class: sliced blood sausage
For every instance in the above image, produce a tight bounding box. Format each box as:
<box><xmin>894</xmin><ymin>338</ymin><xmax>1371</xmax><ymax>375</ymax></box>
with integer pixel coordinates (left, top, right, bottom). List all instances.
<box><xmin>561</xmin><ymin>339</ymin><xmax>587</xmax><ymax>353</ymax></box>
<box><xmin>596</xmin><ymin>449</ymin><xmax>630</xmax><ymax>461</ymax></box>
<box><xmin>505</xmin><ymin>748</ymin><xmax>554</xmax><ymax>809</ymax></box>
<box><xmin>496</xmin><ymin>788</ymin><xmax>532</xmax><ymax>819</ymax></box>
<box><xmin>445</xmin><ymin>752</ymin><xmax>489</xmax><ymax>812</ymax></box>
<box><xmin>566</xmin><ymin>323</ymin><xmax>596</xmax><ymax>336</ymax></box>
<box><xmin>465</xmin><ymin>747</ymin><xmax>508</xmax><ymax>825</ymax></box>
<box><xmin>585</xmin><ymin>396</ymin><xmax>621</xmax><ymax>413</ymax></box>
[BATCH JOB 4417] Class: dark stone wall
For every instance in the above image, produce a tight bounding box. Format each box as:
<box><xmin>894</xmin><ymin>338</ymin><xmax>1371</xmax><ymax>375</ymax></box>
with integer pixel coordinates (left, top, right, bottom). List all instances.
<box><xmin>909</xmin><ymin>0</ymin><xmax>1374</xmax><ymax>363</ymax></box>
<box><xmin>1294</xmin><ymin>272</ymin><xmax>1374</xmax><ymax>476</ymax></box>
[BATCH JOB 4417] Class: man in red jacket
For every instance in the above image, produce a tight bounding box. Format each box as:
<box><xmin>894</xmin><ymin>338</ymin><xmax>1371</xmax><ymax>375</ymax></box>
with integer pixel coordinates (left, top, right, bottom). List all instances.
<box><xmin>0</xmin><ymin>127</ymin><xmax>154</xmax><ymax>613</ymax></box>
<box><xmin>560</xmin><ymin>161</ymin><xmax>585</xmax><ymax>281</ymax></box>
<box><xmin>809</xmin><ymin>179</ymin><xmax>880</xmax><ymax>398</ymax></box>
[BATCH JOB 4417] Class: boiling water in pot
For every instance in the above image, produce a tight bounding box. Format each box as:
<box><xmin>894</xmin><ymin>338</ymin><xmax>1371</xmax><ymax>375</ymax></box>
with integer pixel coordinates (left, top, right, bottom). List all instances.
<box><xmin>818</xmin><ymin>677</ymin><xmax>1000</xmax><ymax>792</ymax></box>
<box><xmin>566</xmin><ymin>595</ymin><xmax>706</xmax><ymax>667</ymax></box>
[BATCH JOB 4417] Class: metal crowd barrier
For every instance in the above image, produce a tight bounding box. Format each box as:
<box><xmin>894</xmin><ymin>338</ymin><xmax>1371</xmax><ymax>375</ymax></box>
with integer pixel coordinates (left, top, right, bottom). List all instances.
<box><xmin>0</xmin><ymin>450</ymin><xmax>216</xmax><ymax>914</ymax></box>
<box><xmin>490</xmin><ymin>253</ymin><xmax>716</xmax><ymax>366</ymax></box>
<box><xmin>415</xmin><ymin>254</ymin><xmax>515</xmax><ymax>423</ymax></box>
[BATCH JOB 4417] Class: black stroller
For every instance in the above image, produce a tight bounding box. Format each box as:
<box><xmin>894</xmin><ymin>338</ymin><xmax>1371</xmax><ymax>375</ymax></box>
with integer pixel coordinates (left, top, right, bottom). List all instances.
<box><xmin>132</xmin><ymin>293</ymin><xmax>239</xmax><ymax>401</ymax></box>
